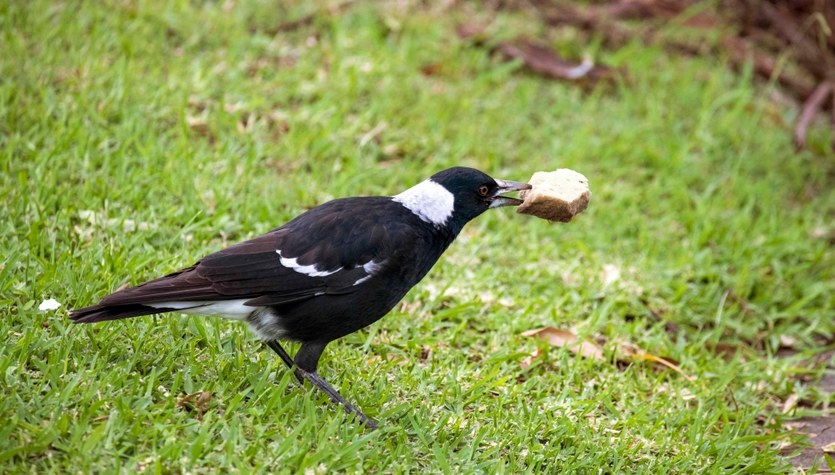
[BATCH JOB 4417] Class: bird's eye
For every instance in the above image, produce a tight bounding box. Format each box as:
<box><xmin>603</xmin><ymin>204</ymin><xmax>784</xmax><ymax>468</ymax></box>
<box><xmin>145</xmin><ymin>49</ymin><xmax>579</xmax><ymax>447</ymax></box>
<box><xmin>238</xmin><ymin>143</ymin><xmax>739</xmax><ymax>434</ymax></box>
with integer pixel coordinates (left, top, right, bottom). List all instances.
<box><xmin>478</xmin><ymin>185</ymin><xmax>490</xmax><ymax>197</ymax></box>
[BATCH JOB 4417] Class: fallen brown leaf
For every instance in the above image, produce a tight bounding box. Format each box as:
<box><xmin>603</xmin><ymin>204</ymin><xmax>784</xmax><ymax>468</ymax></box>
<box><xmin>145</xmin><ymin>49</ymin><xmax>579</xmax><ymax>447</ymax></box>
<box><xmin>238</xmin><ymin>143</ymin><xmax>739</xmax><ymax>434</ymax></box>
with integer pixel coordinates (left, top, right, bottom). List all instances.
<box><xmin>521</xmin><ymin>328</ymin><xmax>694</xmax><ymax>380</ymax></box>
<box><xmin>616</xmin><ymin>341</ymin><xmax>695</xmax><ymax>382</ymax></box>
<box><xmin>177</xmin><ymin>391</ymin><xmax>213</xmax><ymax>419</ymax></box>
<box><xmin>520</xmin><ymin>347</ymin><xmax>543</xmax><ymax>369</ymax></box>
<box><xmin>782</xmin><ymin>393</ymin><xmax>800</xmax><ymax>415</ymax></box>
<box><xmin>521</xmin><ymin>327</ymin><xmax>604</xmax><ymax>361</ymax></box>
<box><xmin>186</xmin><ymin>116</ymin><xmax>210</xmax><ymax>136</ymax></box>
<box><xmin>783</xmin><ymin>421</ymin><xmax>809</xmax><ymax>431</ymax></box>
<box><xmin>779</xmin><ymin>334</ymin><xmax>799</xmax><ymax>350</ymax></box>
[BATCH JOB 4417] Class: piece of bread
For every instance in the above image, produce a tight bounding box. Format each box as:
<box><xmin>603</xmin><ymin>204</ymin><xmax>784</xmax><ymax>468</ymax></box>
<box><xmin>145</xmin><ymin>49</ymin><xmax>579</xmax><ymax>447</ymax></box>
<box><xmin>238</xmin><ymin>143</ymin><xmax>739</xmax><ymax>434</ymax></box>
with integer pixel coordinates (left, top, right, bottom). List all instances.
<box><xmin>517</xmin><ymin>169</ymin><xmax>590</xmax><ymax>222</ymax></box>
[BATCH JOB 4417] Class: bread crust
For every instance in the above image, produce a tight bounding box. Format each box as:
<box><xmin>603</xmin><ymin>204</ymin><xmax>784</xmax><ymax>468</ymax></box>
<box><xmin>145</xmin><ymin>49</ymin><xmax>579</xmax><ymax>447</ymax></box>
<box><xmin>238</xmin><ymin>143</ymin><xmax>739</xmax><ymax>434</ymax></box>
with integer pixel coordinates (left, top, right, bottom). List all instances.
<box><xmin>517</xmin><ymin>169</ymin><xmax>590</xmax><ymax>222</ymax></box>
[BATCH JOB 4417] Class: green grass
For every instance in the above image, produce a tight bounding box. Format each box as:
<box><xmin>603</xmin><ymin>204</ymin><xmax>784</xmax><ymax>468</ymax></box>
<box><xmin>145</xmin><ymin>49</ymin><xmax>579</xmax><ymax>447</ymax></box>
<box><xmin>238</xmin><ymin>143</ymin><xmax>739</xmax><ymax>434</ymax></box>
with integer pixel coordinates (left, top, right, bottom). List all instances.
<box><xmin>2</xmin><ymin>0</ymin><xmax>834</xmax><ymax>472</ymax></box>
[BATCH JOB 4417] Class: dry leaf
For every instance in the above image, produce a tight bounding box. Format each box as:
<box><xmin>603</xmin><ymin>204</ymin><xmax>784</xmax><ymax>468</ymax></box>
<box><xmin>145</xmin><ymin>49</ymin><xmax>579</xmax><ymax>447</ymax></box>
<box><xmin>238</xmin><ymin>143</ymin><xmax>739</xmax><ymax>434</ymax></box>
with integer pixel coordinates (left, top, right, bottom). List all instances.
<box><xmin>177</xmin><ymin>391</ymin><xmax>213</xmax><ymax>419</ymax></box>
<box><xmin>521</xmin><ymin>327</ymin><xmax>604</xmax><ymax>361</ymax></box>
<box><xmin>616</xmin><ymin>341</ymin><xmax>695</xmax><ymax>382</ymax></box>
<box><xmin>823</xmin><ymin>442</ymin><xmax>835</xmax><ymax>453</ymax></box>
<box><xmin>783</xmin><ymin>421</ymin><xmax>808</xmax><ymax>431</ymax></box>
<box><xmin>782</xmin><ymin>394</ymin><xmax>800</xmax><ymax>414</ymax></box>
<box><xmin>779</xmin><ymin>334</ymin><xmax>798</xmax><ymax>349</ymax></box>
<box><xmin>186</xmin><ymin>116</ymin><xmax>209</xmax><ymax>136</ymax></box>
<box><xmin>520</xmin><ymin>347</ymin><xmax>543</xmax><ymax>369</ymax></box>
<box><xmin>522</xmin><ymin>328</ymin><xmax>694</xmax><ymax>381</ymax></box>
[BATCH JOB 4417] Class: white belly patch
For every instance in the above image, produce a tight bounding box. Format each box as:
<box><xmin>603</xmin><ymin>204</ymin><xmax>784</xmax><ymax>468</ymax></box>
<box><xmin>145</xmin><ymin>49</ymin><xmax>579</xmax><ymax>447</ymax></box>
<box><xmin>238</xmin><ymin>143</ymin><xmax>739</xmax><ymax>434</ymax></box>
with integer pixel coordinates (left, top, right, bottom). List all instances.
<box><xmin>146</xmin><ymin>299</ymin><xmax>254</xmax><ymax>320</ymax></box>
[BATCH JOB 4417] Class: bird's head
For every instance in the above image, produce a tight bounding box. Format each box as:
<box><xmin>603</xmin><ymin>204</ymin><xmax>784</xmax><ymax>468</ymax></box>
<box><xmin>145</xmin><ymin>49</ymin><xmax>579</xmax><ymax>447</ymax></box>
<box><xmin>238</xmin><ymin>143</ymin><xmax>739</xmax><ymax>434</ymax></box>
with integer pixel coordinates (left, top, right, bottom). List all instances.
<box><xmin>393</xmin><ymin>167</ymin><xmax>531</xmax><ymax>232</ymax></box>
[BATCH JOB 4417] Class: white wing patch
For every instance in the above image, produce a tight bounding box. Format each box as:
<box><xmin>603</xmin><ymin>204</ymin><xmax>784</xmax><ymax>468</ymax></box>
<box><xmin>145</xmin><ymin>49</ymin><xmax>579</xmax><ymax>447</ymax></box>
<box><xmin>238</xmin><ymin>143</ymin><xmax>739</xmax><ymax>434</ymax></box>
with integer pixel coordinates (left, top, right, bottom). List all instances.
<box><xmin>363</xmin><ymin>260</ymin><xmax>383</xmax><ymax>274</ymax></box>
<box><xmin>276</xmin><ymin>250</ymin><xmax>342</xmax><ymax>277</ymax></box>
<box><xmin>353</xmin><ymin>259</ymin><xmax>384</xmax><ymax>286</ymax></box>
<box><xmin>353</xmin><ymin>275</ymin><xmax>372</xmax><ymax>286</ymax></box>
<box><xmin>392</xmin><ymin>179</ymin><xmax>454</xmax><ymax>227</ymax></box>
<box><xmin>146</xmin><ymin>299</ymin><xmax>253</xmax><ymax>321</ymax></box>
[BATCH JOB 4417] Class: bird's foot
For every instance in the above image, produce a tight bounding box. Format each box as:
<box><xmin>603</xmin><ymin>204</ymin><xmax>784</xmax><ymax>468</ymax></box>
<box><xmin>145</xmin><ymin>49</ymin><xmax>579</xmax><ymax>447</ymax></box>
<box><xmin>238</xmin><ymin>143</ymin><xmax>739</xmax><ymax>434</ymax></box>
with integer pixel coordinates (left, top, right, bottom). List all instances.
<box><xmin>295</xmin><ymin>368</ymin><xmax>379</xmax><ymax>430</ymax></box>
<box><xmin>264</xmin><ymin>340</ymin><xmax>378</xmax><ymax>429</ymax></box>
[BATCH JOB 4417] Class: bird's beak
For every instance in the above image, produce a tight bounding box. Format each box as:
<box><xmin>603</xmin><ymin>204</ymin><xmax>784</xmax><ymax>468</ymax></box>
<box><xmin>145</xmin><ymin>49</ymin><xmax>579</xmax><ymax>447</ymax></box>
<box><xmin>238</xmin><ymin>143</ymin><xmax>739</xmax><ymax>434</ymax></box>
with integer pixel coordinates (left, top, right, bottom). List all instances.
<box><xmin>490</xmin><ymin>179</ymin><xmax>532</xmax><ymax>208</ymax></box>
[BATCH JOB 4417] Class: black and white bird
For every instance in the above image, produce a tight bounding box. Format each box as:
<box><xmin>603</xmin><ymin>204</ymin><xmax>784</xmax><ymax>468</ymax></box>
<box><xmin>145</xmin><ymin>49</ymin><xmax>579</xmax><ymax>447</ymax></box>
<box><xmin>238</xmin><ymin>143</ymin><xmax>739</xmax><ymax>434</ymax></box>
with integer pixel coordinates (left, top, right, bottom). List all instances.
<box><xmin>71</xmin><ymin>167</ymin><xmax>530</xmax><ymax>428</ymax></box>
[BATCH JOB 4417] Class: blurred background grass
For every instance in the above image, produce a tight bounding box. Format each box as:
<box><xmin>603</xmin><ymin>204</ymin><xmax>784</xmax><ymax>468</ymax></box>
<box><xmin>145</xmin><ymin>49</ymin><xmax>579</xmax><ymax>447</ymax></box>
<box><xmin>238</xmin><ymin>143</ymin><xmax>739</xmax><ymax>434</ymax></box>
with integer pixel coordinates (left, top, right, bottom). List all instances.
<box><xmin>2</xmin><ymin>0</ymin><xmax>833</xmax><ymax>472</ymax></box>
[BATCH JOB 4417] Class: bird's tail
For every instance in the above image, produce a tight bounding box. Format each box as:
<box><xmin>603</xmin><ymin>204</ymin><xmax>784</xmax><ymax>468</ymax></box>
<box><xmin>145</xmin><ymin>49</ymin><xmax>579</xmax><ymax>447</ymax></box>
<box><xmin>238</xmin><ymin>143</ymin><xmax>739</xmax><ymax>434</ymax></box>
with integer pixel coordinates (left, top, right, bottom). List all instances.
<box><xmin>69</xmin><ymin>303</ymin><xmax>171</xmax><ymax>323</ymax></box>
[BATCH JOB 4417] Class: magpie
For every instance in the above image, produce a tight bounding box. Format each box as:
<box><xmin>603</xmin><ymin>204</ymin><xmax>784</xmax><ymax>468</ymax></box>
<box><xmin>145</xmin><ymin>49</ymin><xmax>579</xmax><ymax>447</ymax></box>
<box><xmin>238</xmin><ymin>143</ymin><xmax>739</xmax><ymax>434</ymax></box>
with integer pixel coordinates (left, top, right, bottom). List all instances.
<box><xmin>70</xmin><ymin>167</ymin><xmax>531</xmax><ymax>428</ymax></box>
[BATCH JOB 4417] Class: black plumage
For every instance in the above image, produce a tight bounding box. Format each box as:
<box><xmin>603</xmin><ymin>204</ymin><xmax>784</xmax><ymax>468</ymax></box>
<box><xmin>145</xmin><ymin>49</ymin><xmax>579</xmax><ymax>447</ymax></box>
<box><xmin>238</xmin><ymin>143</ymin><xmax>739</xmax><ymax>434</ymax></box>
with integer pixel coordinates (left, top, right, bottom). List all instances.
<box><xmin>71</xmin><ymin>167</ymin><xmax>530</xmax><ymax>428</ymax></box>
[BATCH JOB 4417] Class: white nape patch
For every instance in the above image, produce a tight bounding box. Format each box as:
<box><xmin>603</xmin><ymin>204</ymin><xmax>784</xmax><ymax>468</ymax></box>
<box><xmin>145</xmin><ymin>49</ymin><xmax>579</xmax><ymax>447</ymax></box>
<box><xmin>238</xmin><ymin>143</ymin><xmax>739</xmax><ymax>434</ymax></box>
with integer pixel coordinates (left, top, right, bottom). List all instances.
<box><xmin>146</xmin><ymin>299</ymin><xmax>253</xmax><ymax>321</ymax></box>
<box><xmin>353</xmin><ymin>260</ymin><xmax>385</xmax><ymax>286</ymax></box>
<box><xmin>276</xmin><ymin>250</ymin><xmax>342</xmax><ymax>277</ymax></box>
<box><xmin>393</xmin><ymin>179</ymin><xmax>454</xmax><ymax>227</ymax></box>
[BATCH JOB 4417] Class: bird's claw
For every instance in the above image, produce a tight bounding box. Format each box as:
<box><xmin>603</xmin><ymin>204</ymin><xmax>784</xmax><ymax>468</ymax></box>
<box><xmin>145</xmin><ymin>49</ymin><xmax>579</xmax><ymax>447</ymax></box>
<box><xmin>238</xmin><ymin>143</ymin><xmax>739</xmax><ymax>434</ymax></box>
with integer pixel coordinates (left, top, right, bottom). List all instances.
<box><xmin>296</xmin><ymin>368</ymin><xmax>379</xmax><ymax>429</ymax></box>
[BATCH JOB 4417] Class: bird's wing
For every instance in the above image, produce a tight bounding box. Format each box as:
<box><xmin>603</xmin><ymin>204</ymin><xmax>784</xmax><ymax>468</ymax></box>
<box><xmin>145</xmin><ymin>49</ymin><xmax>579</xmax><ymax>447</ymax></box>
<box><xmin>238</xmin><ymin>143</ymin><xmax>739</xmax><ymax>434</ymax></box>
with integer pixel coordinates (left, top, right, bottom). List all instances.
<box><xmin>99</xmin><ymin>198</ymin><xmax>411</xmax><ymax>308</ymax></box>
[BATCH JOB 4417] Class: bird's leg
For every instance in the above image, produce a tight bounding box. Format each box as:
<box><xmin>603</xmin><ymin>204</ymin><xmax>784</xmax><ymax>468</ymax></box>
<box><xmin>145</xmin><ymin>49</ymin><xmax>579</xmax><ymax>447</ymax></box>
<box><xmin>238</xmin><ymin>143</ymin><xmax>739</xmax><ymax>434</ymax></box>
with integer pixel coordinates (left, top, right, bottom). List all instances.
<box><xmin>265</xmin><ymin>340</ymin><xmax>303</xmax><ymax>384</ymax></box>
<box><xmin>264</xmin><ymin>340</ymin><xmax>378</xmax><ymax>429</ymax></box>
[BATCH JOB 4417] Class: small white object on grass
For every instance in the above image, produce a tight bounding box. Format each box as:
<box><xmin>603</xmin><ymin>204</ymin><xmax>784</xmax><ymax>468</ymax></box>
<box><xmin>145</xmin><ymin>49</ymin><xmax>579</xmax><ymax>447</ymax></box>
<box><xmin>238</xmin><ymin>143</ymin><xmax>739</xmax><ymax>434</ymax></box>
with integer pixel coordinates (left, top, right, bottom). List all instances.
<box><xmin>516</xmin><ymin>169</ymin><xmax>591</xmax><ymax>222</ymax></box>
<box><xmin>38</xmin><ymin>298</ymin><xmax>62</xmax><ymax>312</ymax></box>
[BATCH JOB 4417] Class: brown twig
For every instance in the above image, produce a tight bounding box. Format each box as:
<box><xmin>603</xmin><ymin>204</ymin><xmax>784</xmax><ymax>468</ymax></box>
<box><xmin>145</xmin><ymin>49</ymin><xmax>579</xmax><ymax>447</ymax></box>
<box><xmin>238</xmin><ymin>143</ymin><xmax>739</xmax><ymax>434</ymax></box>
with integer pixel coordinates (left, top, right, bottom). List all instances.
<box><xmin>495</xmin><ymin>0</ymin><xmax>835</xmax><ymax>150</ymax></box>
<box><xmin>532</xmin><ymin>1</ymin><xmax>832</xmax><ymax>93</ymax></box>
<box><xmin>794</xmin><ymin>81</ymin><xmax>834</xmax><ymax>150</ymax></box>
<box><xmin>494</xmin><ymin>39</ymin><xmax>618</xmax><ymax>84</ymax></box>
<box><xmin>533</xmin><ymin>0</ymin><xmax>819</xmax><ymax>99</ymax></box>
<box><xmin>722</xmin><ymin>37</ymin><xmax>816</xmax><ymax>101</ymax></box>
<box><xmin>759</xmin><ymin>2</ymin><xmax>834</xmax><ymax>82</ymax></box>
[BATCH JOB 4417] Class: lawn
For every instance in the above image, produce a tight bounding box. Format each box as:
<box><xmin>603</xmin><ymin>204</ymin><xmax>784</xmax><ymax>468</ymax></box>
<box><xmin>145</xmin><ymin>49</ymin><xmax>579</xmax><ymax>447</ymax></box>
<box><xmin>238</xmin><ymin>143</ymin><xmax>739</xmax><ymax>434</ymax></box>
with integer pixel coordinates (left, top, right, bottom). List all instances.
<box><xmin>2</xmin><ymin>0</ymin><xmax>834</xmax><ymax>473</ymax></box>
